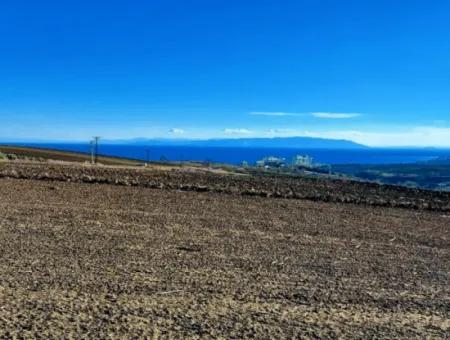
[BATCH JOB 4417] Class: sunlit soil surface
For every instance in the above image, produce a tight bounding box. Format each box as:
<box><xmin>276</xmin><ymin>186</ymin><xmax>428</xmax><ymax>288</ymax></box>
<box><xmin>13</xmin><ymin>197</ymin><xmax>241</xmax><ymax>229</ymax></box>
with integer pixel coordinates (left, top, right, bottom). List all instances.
<box><xmin>0</xmin><ymin>176</ymin><xmax>448</xmax><ymax>338</ymax></box>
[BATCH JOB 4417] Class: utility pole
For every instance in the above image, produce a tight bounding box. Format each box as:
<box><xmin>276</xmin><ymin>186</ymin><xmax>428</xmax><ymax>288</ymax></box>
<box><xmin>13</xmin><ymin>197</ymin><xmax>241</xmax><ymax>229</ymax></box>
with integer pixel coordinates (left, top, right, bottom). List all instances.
<box><xmin>90</xmin><ymin>140</ymin><xmax>95</xmax><ymax>164</ymax></box>
<box><xmin>93</xmin><ymin>136</ymin><xmax>101</xmax><ymax>164</ymax></box>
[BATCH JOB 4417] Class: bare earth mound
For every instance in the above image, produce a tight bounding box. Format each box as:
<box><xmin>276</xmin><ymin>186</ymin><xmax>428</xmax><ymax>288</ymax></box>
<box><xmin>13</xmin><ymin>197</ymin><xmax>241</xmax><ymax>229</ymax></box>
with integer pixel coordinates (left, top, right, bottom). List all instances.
<box><xmin>0</xmin><ymin>162</ymin><xmax>448</xmax><ymax>338</ymax></box>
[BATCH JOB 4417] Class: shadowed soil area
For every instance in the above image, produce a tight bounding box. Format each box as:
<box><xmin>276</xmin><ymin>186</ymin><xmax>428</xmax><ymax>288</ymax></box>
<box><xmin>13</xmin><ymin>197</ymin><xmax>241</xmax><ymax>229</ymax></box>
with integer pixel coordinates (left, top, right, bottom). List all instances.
<box><xmin>0</xmin><ymin>166</ymin><xmax>448</xmax><ymax>337</ymax></box>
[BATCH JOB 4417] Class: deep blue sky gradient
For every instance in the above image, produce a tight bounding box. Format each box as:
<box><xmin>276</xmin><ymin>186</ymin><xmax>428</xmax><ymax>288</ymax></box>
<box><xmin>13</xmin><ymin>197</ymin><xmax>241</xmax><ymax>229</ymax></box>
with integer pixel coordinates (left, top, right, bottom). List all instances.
<box><xmin>1</xmin><ymin>1</ymin><xmax>449</xmax><ymax>145</ymax></box>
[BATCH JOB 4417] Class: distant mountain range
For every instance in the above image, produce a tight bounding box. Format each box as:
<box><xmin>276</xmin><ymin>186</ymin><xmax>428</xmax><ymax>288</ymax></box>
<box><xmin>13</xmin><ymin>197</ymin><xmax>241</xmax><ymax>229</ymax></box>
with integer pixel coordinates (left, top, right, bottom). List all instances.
<box><xmin>103</xmin><ymin>137</ymin><xmax>367</xmax><ymax>149</ymax></box>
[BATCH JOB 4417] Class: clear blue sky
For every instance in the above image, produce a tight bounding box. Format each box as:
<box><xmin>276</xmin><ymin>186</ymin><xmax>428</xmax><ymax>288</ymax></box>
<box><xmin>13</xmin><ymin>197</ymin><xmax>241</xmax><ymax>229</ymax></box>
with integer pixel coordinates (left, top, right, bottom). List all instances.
<box><xmin>1</xmin><ymin>0</ymin><xmax>449</xmax><ymax>146</ymax></box>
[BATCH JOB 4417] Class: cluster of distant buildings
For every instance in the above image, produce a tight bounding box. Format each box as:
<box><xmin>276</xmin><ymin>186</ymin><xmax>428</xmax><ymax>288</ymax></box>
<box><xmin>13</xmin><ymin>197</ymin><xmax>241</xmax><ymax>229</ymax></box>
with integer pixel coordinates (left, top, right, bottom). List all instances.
<box><xmin>244</xmin><ymin>154</ymin><xmax>330</xmax><ymax>173</ymax></box>
<box><xmin>255</xmin><ymin>154</ymin><xmax>313</xmax><ymax>168</ymax></box>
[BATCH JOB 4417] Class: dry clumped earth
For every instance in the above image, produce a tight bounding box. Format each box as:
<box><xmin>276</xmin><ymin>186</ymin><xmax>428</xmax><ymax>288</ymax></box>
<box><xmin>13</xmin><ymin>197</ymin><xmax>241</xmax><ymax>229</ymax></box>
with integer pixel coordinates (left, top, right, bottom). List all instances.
<box><xmin>0</xmin><ymin>161</ymin><xmax>449</xmax><ymax>338</ymax></box>
<box><xmin>1</xmin><ymin>162</ymin><xmax>450</xmax><ymax>212</ymax></box>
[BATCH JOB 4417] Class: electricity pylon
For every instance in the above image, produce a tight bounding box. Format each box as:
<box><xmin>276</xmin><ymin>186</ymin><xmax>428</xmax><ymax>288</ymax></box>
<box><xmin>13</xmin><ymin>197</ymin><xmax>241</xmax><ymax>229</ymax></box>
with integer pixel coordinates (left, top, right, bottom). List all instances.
<box><xmin>93</xmin><ymin>136</ymin><xmax>101</xmax><ymax>164</ymax></box>
<box><xmin>90</xmin><ymin>140</ymin><xmax>95</xmax><ymax>164</ymax></box>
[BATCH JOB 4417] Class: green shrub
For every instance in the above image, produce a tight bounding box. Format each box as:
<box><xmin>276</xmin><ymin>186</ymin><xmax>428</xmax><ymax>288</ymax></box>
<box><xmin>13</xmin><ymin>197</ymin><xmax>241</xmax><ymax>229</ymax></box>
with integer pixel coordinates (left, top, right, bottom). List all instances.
<box><xmin>6</xmin><ymin>154</ymin><xmax>17</xmax><ymax>160</ymax></box>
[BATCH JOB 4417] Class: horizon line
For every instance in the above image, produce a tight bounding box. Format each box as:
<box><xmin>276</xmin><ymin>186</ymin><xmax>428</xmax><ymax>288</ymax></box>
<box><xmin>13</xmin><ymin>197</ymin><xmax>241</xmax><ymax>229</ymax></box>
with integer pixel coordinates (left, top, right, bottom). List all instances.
<box><xmin>1</xmin><ymin>137</ymin><xmax>450</xmax><ymax>149</ymax></box>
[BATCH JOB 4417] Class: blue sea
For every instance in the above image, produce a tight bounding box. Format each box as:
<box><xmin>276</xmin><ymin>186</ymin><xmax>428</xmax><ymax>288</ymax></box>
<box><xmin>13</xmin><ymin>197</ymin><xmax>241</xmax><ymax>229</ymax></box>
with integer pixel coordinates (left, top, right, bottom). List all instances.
<box><xmin>7</xmin><ymin>143</ymin><xmax>450</xmax><ymax>165</ymax></box>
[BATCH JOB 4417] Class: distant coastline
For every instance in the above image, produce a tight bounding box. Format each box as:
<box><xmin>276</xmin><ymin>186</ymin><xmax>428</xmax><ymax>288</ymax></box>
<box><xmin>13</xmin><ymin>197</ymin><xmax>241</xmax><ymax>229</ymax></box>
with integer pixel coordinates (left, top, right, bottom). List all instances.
<box><xmin>109</xmin><ymin>136</ymin><xmax>368</xmax><ymax>149</ymax></box>
<box><xmin>1</xmin><ymin>136</ymin><xmax>367</xmax><ymax>149</ymax></box>
<box><xmin>2</xmin><ymin>142</ymin><xmax>449</xmax><ymax>166</ymax></box>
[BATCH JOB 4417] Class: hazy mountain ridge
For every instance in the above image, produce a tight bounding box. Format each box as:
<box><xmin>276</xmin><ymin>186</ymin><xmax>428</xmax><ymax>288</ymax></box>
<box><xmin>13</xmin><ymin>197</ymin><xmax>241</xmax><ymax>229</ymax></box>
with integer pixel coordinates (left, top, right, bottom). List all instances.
<box><xmin>105</xmin><ymin>137</ymin><xmax>367</xmax><ymax>149</ymax></box>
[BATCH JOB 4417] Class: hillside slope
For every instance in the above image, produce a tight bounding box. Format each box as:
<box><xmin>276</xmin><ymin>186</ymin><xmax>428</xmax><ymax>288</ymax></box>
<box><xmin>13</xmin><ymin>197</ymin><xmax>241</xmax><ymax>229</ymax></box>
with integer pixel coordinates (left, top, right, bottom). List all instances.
<box><xmin>0</xmin><ymin>161</ymin><xmax>449</xmax><ymax>211</ymax></box>
<box><xmin>0</xmin><ymin>161</ymin><xmax>448</xmax><ymax>337</ymax></box>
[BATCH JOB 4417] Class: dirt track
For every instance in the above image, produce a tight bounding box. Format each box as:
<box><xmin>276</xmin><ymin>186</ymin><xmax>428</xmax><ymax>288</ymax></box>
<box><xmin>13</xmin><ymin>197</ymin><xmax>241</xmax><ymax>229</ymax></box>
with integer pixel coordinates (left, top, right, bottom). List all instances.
<box><xmin>0</xmin><ymin>163</ymin><xmax>449</xmax><ymax>338</ymax></box>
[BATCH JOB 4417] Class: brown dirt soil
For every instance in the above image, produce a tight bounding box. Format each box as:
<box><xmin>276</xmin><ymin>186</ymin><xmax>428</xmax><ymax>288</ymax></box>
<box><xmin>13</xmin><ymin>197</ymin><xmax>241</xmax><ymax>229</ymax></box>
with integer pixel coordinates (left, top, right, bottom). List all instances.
<box><xmin>0</xmin><ymin>163</ymin><xmax>448</xmax><ymax>338</ymax></box>
<box><xmin>1</xmin><ymin>162</ymin><xmax>449</xmax><ymax>211</ymax></box>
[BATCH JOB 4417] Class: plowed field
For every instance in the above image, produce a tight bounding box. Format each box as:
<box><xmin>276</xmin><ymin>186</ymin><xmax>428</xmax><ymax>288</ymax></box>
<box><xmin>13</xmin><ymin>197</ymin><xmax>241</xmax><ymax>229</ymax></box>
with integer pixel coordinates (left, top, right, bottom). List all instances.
<box><xmin>0</xmin><ymin>162</ymin><xmax>448</xmax><ymax>338</ymax></box>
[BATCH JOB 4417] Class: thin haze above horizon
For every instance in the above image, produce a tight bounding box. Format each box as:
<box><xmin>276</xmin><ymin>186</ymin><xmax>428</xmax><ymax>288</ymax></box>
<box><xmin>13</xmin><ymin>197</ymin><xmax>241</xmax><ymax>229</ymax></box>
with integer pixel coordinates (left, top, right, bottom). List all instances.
<box><xmin>1</xmin><ymin>1</ymin><xmax>449</xmax><ymax>146</ymax></box>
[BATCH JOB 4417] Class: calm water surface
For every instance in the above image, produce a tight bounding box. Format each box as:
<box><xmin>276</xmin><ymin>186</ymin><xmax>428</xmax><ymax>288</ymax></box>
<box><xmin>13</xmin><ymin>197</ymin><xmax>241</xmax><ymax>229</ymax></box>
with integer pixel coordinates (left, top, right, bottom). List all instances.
<box><xmin>9</xmin><ymin>143</ymin><xmax>450</xmax><ymax>165</ymax></box>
